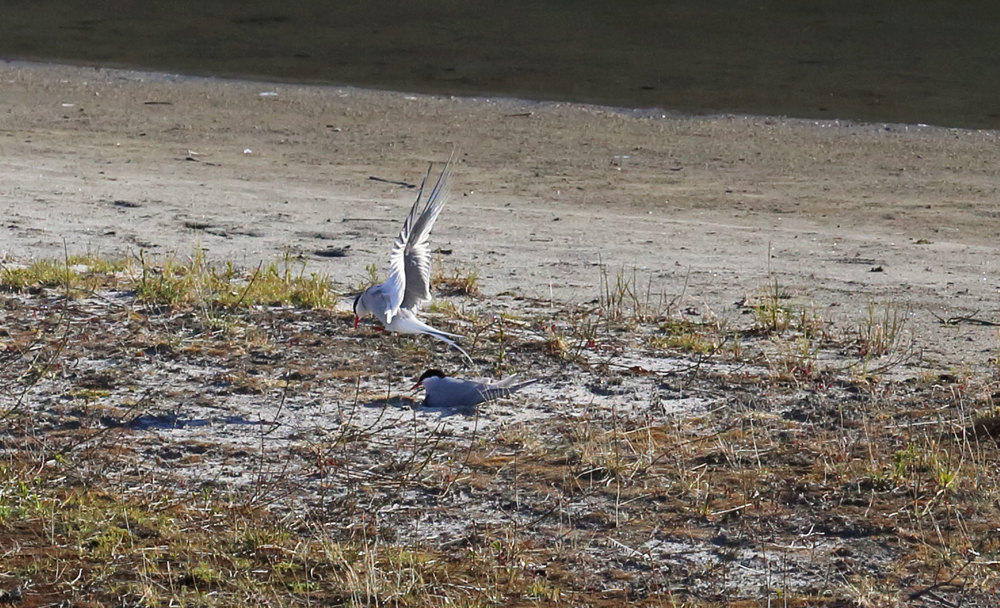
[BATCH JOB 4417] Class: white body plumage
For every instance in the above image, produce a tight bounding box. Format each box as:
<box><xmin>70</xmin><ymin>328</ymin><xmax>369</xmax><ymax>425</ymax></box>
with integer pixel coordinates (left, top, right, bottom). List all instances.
<box><xmin>352</xmin><ymin>156</ymin><xmax>471</xmax><ymax>364</ymax></box>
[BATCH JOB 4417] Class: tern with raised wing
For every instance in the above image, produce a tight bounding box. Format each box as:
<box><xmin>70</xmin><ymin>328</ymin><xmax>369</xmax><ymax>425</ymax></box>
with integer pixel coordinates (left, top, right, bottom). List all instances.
<box><xmin>411</xmin><ymin>369</ymin><xmax>539</xmax><ymax>410</ymax></box>
<box><xmin>353</xmin><ymin>157</ymin><xmax>472</xmax><ymax>364</ymax></box>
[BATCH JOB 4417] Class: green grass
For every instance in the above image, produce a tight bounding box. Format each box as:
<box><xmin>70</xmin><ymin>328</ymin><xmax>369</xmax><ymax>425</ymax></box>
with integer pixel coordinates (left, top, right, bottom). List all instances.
<box><xmin>1</xmin><ymin>250</ymin><xmax>337</xmax><ymax>310</ymax></box>
<box><xmin>433</xmin><ymin>265</ymin><xmax>481</xmax><ymax>297</ymax></box>
<box><xmin>3</xmin><ymin>253</ymin><xmax>1000</xmax><ymax>606</ymax></box>
<box><xmin>750</xmin><ymin>278</ymin><xmax>793</xmax><ymax>333</ymax></box>
<box><xmin>0</xmin><ymin>458</ymin><xmax>574</xmax><ymax>607</ymax></box>
<box><xmin>650</xmin><ymin>319</ymin><xmax>718</xmax><ymax>354</ymax></box>
<box><xmin>134</xmin><ymin>249</ymin><xmax>336</xmax><ymax>309</ymax></box>
<box><xmin>0</xmin><ymin>254</ymin><xmax>131</xmax><ymax>294</ymax></box>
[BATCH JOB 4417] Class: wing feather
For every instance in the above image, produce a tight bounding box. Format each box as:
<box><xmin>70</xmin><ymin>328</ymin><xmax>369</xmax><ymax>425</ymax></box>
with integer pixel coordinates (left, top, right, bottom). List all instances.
<box><xmin>384</xmin><ymin>164</ymin><xmax>433</xmax><ymax>319</ymax></box>
<box><xmin>381</xmin><ymin>151</ymin><xmax>455</xmax><ymax>322</ymax></box>
<box><xmin>476</xmin><ymin>377</ymin><xmax>540</xmax><ymax>402</ymax></box>
<box><xmin>402</xmin><ymin>154</ymin><xmax>454</xmax><ymax>310</ymax></box>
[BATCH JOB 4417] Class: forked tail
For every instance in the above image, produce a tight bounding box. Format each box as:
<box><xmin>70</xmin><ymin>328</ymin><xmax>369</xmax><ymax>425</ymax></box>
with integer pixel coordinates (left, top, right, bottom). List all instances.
<box><xmin>425</xmin><ymin>330</ymin><xmax>474</xmax><ymax>367</ymax></box>
<box><xmin>389</xmin><ymin>309</ymin><xmax>474</xmax><ymax>367</ymax></box>
<box><xmin>479</xmin><ymin>377</ymin><xmax>540</xmax><ymax>401</ymax></box>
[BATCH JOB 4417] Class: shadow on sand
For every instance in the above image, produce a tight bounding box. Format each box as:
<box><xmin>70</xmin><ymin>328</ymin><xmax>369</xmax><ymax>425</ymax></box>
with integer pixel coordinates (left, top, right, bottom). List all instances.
<box><xmin>364</xmin><ymin>395</ymin><xmax>475</xmax><ymax>418</ymax></box>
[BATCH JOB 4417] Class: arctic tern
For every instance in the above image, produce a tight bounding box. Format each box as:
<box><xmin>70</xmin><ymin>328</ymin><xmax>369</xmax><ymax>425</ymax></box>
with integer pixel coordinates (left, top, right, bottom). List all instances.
<box><xmin>352</xmin><ymin>157</ymin><xmax>472</xmax><ymax>364</ymax></box>
<box><xmin>411</xmin><ymin>369</ymin><xmax>539</xmax><ymax>410</ymax></box>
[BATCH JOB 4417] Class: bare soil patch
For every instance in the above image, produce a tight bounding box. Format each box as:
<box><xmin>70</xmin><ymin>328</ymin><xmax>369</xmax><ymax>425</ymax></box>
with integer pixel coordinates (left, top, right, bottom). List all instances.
<box><xmin>1</xmin><ymin>62</ymin><xmax>1000</xmax><ymax>606</ymax></box>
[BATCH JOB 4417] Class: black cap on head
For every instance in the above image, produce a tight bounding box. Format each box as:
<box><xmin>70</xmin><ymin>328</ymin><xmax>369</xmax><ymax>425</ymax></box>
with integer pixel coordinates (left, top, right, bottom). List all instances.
<box><xmin>352</xmin><ymin>293</ymin><xmax>361</xmax><ymax>316</ymax></box>
<box><xmin>416</xmin><ymin>369</ymin><xmax>446</xmax><ymax>384</ymax></box>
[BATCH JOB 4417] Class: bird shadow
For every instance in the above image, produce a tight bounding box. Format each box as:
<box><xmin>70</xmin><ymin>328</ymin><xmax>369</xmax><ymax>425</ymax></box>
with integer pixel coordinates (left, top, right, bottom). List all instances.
<box><xmin>363</xmin><ymin>395</ymin><xmax>475</xmax><ymax>418</ymax></box>
<box><xmin>364</xmin><ymin>395</ymin><xmax>417</xmax><ymax>410</ymax></box>
<box><xmin>421</xmin><ymin>404</ymin><xmax>477</xmax><ymax>418</ymax></box>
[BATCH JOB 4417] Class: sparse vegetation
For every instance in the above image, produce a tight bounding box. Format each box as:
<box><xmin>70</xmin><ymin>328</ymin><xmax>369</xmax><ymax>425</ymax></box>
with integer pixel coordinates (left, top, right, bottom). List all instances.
<box><xmin>857</xmin><ymin>300</ymin><xmax>909</xmax><ymax>358</ymax></box>
<box><xmin>134</xmin><ymin>249</ymin><xmax>336</xmax><ymax>309</ymax></box>
<box><xmin>2</xmin><ymin>253</ymin><xmax>1000</xmax><ymax>607</ymax></box>
<box><xmin>1</xmin><ymin>249</ymin><xmax>336</xmax><ymax>310</ymax></box>
<box><xmin>650</xmin><ymin>319</ymin><xmax>718</xmax><ymax>354</ymax></box>
<box><xmin>433</xmin><ymin>265</ymin><xmax>481</xmax><ymax>296</ymax></box>
<box><xmin>750</xmin><ymin>278</ymin><xmax>794</xmax><ymax>333</ymax></box>
<box><xmin>0</xmin><ymin>254</ymin><xmax>129</xmax><ymax>295</ymax></box>
<box><xmin>598</xmin><ymin>264</ymin><xmax>667</xmax><ymax>326</ymax></box>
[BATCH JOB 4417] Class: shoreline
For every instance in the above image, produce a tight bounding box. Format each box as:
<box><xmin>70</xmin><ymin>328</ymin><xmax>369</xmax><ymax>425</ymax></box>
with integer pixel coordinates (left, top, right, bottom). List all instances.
<box><xmin>8</xmin><ymin>58</ymin><xmax>997</xmax><ymax>134</ymax></box>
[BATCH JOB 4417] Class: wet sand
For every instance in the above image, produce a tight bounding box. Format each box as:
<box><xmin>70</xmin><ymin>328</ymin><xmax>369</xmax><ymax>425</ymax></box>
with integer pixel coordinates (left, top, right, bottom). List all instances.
<box><xmin>2</xmin><ymin>2</ymin><xmax>999</xmax><ymax>129</ymax></box>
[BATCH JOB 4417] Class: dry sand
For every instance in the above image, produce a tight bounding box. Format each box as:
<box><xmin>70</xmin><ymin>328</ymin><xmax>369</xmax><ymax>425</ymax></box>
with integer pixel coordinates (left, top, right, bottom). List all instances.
<box><xmin>3</xmin><ymin>61</ymin><xmax>999</xmax><ymax>373</ymax></box>
<box><xmin>4</xmin><ymin>60</ymin><xmax>1000</xmax><ymax>603</ymax></box>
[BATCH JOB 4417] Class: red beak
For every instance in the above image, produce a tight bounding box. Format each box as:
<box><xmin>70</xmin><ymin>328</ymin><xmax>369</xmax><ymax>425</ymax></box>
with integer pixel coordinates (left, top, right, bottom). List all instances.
<box><xmin>409</xmin><ymin>381</ymin><xmax>423</xmax><ymax>391</ymax></box>
<box><xmin>353</xmin><ymin>316</ymin><xmax>360</xmax><ymax>329</ymax></box>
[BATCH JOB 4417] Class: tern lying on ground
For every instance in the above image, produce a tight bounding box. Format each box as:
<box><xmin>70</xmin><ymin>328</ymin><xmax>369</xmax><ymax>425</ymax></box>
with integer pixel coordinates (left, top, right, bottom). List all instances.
<box><xmin>411</xmin><ymin>369</ymin><xmax>539</xmax><ymax>410</ymax></box>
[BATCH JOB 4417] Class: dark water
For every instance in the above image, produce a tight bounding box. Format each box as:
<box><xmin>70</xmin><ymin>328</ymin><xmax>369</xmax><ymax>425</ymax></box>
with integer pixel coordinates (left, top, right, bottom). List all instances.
<box><xmin>3</xmin><ymin>1</ymin><xmax>999</xmax><ymax>129</ymax></box>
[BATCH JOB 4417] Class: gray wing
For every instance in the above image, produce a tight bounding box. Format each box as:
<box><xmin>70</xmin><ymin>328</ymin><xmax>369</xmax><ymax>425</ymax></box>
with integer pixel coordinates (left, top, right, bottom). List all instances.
<box><xmin>400</xmin><ymin>155</ymin><xmax>454</xmax><ymax>311</ymax></box>
<box><xmin>477</xmin><ymin>377</ymin><xmax>540</xmax><ymax>402</ymax></box>
<box><xmin>427</xmin><ymin>376</ymin><xmax>487</xmax><ymax>408</ymax></box>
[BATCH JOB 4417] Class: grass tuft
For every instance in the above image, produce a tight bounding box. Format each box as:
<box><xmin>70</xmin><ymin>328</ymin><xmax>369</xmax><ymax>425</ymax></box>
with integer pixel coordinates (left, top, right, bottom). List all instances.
<box><xmin>132</xmin><ymin>249</ymin><xmax>336</xmax><ymax>310</ymax></box>
<box><xmin>650</xmin><ymin>319</ymin><xmax>718</xmax><ymax>354</ymax></box>
<box><xmin>750</xmin><ymin>278</ymin><xmax>793</xmax><ymax>333</ymax></box>
<box><xmin>598</xmin><ymin>264</ymin><xmax>666</xmax><ymax>325</ymax></box>
<box><xmin>857</xmin><ymin>301</ymin><xmax>908</xmax><ymax>358</ymax></box>
<box><xmin>433</xmin><ymin>265</ymin><xmax>481</xmax><ymax>297</ymax></box>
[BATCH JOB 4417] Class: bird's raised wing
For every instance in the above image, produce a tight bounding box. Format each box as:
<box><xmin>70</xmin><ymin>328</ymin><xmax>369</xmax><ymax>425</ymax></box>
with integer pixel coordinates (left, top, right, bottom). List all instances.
<box><xmin>383</xmin><ymin>203</ymin><xmax>415</xmax><ymax>321</ymax></box>
<box><xmin>402</xmin><ymin>156</ymin><xmax>453</xmax><ymax>310</ymax></box>
<box><xmin>385</xmin><ymin>153</ymin><xmax>454</xmax><ymax>318</ymax></box>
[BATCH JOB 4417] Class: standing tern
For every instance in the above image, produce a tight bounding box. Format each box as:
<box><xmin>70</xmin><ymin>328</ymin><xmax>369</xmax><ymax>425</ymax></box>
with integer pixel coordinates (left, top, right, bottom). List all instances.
<box><xmin>352</xmin><ymin>157</ymin><xmax>472</xmax><ymax>364</ymax></box>
<box><xmin>411</xmin><ymin>369</ymin><xmax>539</xmax><ymax>410</ymax></box>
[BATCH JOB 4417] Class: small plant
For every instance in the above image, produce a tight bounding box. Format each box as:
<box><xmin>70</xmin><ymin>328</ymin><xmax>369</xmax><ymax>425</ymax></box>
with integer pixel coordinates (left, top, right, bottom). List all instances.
<box><xmin>751</xmin><ymin>278</ymin><xmax>792</xmax><ymax>333</ymax></box>
<box><xmin>433</xmin><ymin>265</ymin><xmax>481</xmax><ymax>296</ymax></box>
<box><xmin>857</xmin><ymin>301</ymin><xmax>908</xmax><ymax>358</ymax></box>
<box><xmin>729</xmin><ymin>331</ymin><xmax>743</xmax><ymax>361</ymax></box>
<box><xmin>215</xmin><ymin>254</ymin><xmax>335</xmax><ymax>309</ymax></box>
<box><xmin>0</xmin><ymin>259</ymin><xmax>79</xmax><ymax>293</ymax></box>
<box><xmin>132</xmin><ymin>249</ymin><xmax>202</xmax><ymax>307</ymax></box>
<box><xmin>765</xmin><ymin>332</ymin><xmax>820</xmax><ymax>381</ymax></box>
<box><xmin>359</xmin><ymin>262</ymin><xmax>380</xmax><ymax>291</ymax></box>
<box><xmin>892</xmin><ymin>442</ymin><xmax>919</xmax><ymax>482</ymax></box>
<box><xmin>543</xmin><ymin>327</ymin><xmax>568</xmax><ymax>358</ymax></box>
<box><xmin>650</xmin><ymin>319</ymin><xmax>718</xmax><ymax>355</ymax></box>
<box><xmin>597</xmin><ymin>264</ymin><xmax>664</xmax><ymax>325</ymax></box>
<box><xmin>427</xmin><ymin>298</ymin><xmax>459</xmax><ymax>316</ymax></box>
<box><xmin>66</xmin><ymin>253</ymin><xmax>130</xmax><ymax>275</ymax></box>
<box><xmin>185</xmin><ymin>562</ymin><xmax>223</xmax><ymax>586</ymax></box>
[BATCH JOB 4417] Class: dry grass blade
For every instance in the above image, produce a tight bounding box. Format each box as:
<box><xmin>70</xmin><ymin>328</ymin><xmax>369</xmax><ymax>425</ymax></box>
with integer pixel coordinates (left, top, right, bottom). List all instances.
<box><xmin>1</xmin><ymin>252</ymin><xmax>1000</xmax><ymax>607</ymax></box>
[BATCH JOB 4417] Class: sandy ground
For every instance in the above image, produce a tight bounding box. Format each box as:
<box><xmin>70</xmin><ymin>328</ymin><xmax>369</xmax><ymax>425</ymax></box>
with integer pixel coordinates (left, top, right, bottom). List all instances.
<box><xmin>4</xmin><ymin>61</ymin><xmax>1000</xmax><ymax>603</ymax></box>
<box><xmin>3</xmin><ymin>61</ymin><xmax>999</xmax><ymax>374</ymax></box>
